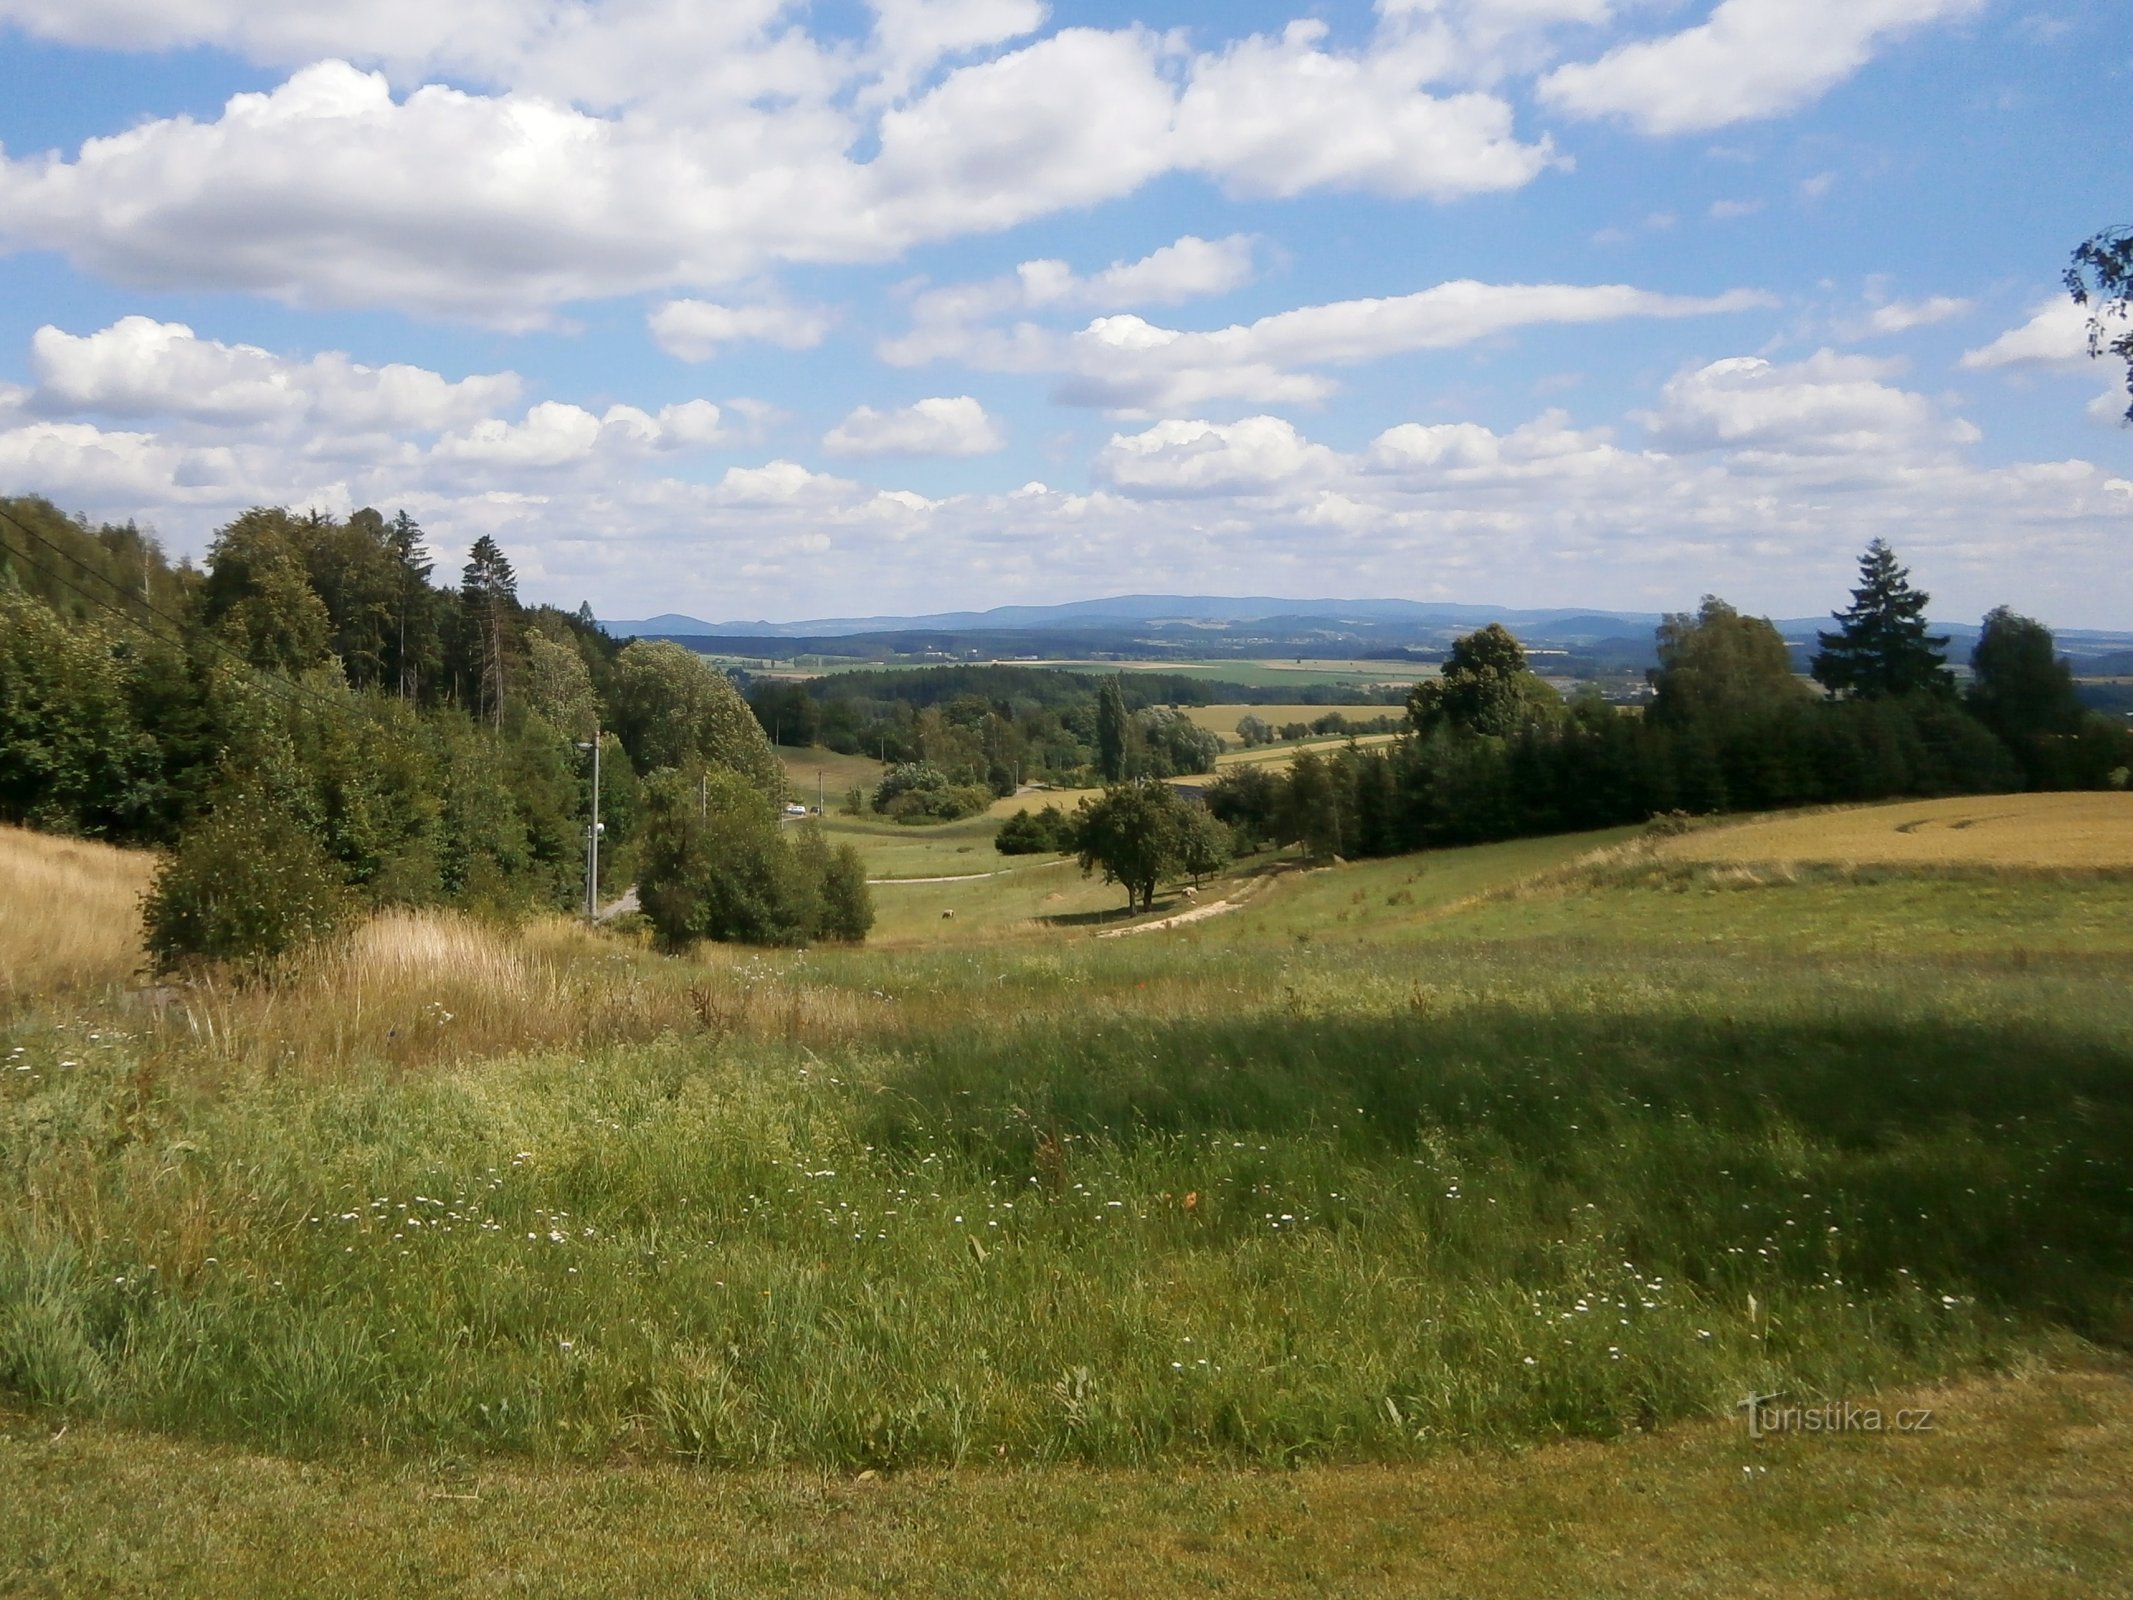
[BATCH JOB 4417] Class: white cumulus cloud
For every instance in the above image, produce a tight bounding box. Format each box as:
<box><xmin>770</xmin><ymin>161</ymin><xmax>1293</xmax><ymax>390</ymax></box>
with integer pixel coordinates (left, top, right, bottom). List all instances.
<box><xmin>1959</xmin><ymin>299</ymin><xmax>2094</xmax><ymax>370</ymax></box>
<box><xmin>649</xmin><ymin>300</ymin><xmax>834</xmax><ymax>362</ymax></box>
<box><xmin>1539</xmin><ymin>0</ymin><xmax>1985</xmax><ymax>135</ymax></box>
<box><xmin>1092</xmin><ymin>415</ymin><xmax>1341</xmax><ymax>496</ymax></box>
<box><xmin>1051</xmin><ymin>280</ymin><xmax>1774</xmax><ymax>412</ymax></box>
<box><xmin>822</xmin><ymin>396</ymin><xmax>1005</xmax><ymax>457</ymax></box>
<box><xmin>431</xmin><ymin>400</ymin><xmax>730</xmax><ymax>469</ymax></box>
<box><xmin>1174</xmin><ymin>20</ymin><xmax>1556</xmax><ymax>200</ymax></box>
<box><xmin>0</xmin><ymin>15</ymin><xmax>1573</xmax><ymax>324</ymax></box>
<box><xmin>27</xmin><ymin>315</ymin><xmax>520</xmax><ymax>430</ymax></box>
<box><xmin>1644</xmin><ymin>350</ymin><xmax>1972</xmax><ymax>457</ymax></box>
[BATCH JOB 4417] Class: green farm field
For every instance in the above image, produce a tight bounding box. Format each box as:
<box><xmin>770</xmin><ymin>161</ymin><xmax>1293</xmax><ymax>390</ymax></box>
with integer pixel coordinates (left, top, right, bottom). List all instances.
<box><xmin>2</xmin><ymin>798</ymin><xmax>2129</xmax><ymax>1594</ymax></box>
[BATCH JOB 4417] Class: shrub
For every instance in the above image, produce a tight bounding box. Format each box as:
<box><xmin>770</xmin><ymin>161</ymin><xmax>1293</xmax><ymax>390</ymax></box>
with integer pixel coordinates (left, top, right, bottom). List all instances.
<box><xmin>996</xmin><ymin>804</ymin><xmax>1076</xmax><ymax>855</ymax></box>
<box><xmin>873</xmin><ymin>762</ymin><xmax>989</xmax><ymax>823</ymax></box>
<box><xmin>819</xmin><ymin>840</ymin><xmax>874</xmax><ymax>941</ymax></box>
<box><xmin>141</xmin><ymin>782</ymin><xmax>353</xmax><ymax>973</ymax></box>
<box><xmin>637</xmin><ymin>767</ymin><xmax>872</xmax><ymax>948</ymax></box>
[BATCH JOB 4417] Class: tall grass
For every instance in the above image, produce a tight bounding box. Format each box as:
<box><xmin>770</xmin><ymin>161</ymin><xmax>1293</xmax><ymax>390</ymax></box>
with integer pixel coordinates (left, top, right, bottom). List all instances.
<box><xmin>3</xmin><ymin>821</ymin><xmax>2129</xmax><ymax>1469</ymax></box>
<box><xmin>3</xmin><ymin>868</ymin><xmax>2126</xmax><ymax>1467</ymax></box>
<box><xmin>141</xmin><ymin>907</ymin><xmax>869</xmax><ymax>1077</ymax></box>
<box><xmin>0</xmin><ymin>824</ymin><xmax>155</xmax><ymax>1004</ymax></box>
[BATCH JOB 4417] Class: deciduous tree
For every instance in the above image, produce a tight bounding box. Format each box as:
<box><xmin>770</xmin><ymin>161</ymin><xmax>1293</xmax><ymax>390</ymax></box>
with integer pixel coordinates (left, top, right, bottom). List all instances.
<box><xmin>1407</xmin><ymin>623</ymin><xmax>1563</xmax><ymax>738</ymax></box>
<box><xmin>2067</xmin><ymin>224</ymin><xmax>2133</xmax><ymax>424</ymax></box>
<box><xmin>1649</xmin><ymin>596</ymin><xmax>1805</xmax><ymax>730</ymax></box>
<box><xmin>1073</xmin><ymin>779</ymin><xmax>1186</xmax><ymax>912</ymax></box>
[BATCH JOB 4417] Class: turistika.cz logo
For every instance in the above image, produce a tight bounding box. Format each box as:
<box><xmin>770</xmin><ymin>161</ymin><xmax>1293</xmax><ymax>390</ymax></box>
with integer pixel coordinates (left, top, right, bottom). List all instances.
<box><xmin>1737</xmin><ymin>1393</ymin><xmax>1936</xmax><ymax>1439</ymax></box>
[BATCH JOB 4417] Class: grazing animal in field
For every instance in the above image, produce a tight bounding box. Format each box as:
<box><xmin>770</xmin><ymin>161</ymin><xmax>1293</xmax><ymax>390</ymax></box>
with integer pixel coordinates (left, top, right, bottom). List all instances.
<box><xmin>1180</xmin><ymin>886</ymin><xmax>1198</xmax><ymax>900</ymax></box>
<box><xmin>941</xmin><ymin>908</ymin><xmax>956</xmax><ymax>919</ymax></box>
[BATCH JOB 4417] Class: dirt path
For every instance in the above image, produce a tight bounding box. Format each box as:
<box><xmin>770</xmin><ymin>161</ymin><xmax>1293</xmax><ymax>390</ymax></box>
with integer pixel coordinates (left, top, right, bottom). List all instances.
<box><xmin>1097</xmin><ymin>872</ymin><xmax>1275</xmax><ymax>937</ymax></box>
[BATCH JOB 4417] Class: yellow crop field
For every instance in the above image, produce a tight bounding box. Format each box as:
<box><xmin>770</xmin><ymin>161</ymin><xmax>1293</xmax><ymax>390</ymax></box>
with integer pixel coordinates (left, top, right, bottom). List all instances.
<box><xmin>1179</xmin><ymin>703</ymin><xmax>1397</xmax><ymax>735</ymax></box>
<box><xmin>0</xmin><ymin>823</ymin><xmax>156</xmax><ymax>1001</ymax></box>
<box><xmin>1661</xmin><ymin>792</ymin><xmax>2133</xmax><ymax>870</ymax></box>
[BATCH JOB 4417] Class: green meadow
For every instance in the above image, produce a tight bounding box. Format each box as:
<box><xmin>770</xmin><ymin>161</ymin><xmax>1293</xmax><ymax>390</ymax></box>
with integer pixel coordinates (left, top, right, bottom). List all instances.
<box><xmin>2</xmin><ymin>810</ymin><xmax>2129</xmax><ymax>1592</ymax></box>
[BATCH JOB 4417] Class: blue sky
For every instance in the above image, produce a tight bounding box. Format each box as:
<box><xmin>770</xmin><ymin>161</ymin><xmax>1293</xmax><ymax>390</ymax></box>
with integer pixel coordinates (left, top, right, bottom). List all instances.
<box><xmin>0</xmin><ymin>0</ymin><xmax>2126</xmax><ymax>626</ymax></box>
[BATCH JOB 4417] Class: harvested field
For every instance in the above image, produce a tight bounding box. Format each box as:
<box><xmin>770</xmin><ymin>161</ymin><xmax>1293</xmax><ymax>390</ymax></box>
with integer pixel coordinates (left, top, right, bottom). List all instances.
<box><xmin>1178</xmin><ymin>704</ymin><xmax>1403</xmax><ymax>736</ymax></box>
<box><xmin>1660</xmin><ymin>792</ymin><xmax>2133</xmax><ymax>870</ymax></box>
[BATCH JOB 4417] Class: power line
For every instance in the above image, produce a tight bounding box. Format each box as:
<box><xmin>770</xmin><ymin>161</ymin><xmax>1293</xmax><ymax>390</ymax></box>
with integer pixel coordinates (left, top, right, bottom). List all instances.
<box><xmin>0</xmin><ymin>501</ymin><xmax>368</xmax><ymax>718</ymax></box>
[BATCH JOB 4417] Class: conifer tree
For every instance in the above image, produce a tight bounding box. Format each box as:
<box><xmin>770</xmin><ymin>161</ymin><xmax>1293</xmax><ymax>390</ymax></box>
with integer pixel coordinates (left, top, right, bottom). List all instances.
<box><xmin>460</xmin><ymin>535</ymin><xmax>519</xmax><ymax>729</ymax></box>
<box><xmin>387</xmin><ymin>511</ymin><xmax>435</xmax><ymax>701</ymax></box>
<box><xmin>1811</xmin><ymin>540</ymin><xmax>1952</xmax><ymax>699</ymax></box>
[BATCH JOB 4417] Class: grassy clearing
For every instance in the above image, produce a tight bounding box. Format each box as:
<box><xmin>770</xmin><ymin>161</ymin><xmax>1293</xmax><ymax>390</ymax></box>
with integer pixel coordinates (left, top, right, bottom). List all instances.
<box><xmin>4</xmin><ymin>1363</ymin><xmax>2125</xmax><ymax>1598</ymax></box>
<box><xmin>862</xmin><ymin>857</ymin><xmax>1125</xmax><ymax>943</ymax></box>
<box><xmin>0</xmin><ymin>826</ymin><xmax>156</xmax><ymax>1006</ymax></box>
<box><xmin>810</xmin><ymin>811</ymin><xmax>1007</xmax><ymax>879</ymax></box>
<box><xmin>1660</xmin><ymin>792</ymin><xmax>2133</xmax><ymax>870</ymax></box>
<box><xmin>982</xmin><ymin>785</ymin><xmax>1088</xmax><ymax>820</ymax></box>
<box><xmin>775</xmin><ymin>746</ymin><xmax>889</xmax><ymax>807</ymax></box>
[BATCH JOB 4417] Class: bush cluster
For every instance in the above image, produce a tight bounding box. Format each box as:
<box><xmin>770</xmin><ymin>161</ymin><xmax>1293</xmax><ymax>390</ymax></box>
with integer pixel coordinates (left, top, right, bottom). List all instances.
<box><xmin>994</xmin><ymin>803</ymin><xmax>1076</xmax><ymax>855</ymax></box>
<box><xmin>871</xmin><ymin>761</ymin><xmax>990</xmax><ymax>823</ymax></box>
<box><xmin>637</xmin><ymin>767</ymin><xmax>872</xmax><ymax>948</ymax></box>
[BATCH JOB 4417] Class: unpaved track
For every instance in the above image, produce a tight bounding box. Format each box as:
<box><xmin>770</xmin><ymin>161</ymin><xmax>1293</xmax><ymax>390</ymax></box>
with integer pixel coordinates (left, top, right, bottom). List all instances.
<box><xmin>1097</xmin><ymin>871</ymin><xmax>1278</xmax><ymax>937</ymax></box>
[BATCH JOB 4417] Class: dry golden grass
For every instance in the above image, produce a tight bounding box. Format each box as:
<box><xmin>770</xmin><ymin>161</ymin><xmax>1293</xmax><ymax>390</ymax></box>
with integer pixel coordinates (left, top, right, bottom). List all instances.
<box><xmin>0</xmin><ymin>823</ymin><xmax>156</xmax><ymax>1005</ymax></box>
<box><xmin>1660</xmin><ymin>792</ymin><xmax>2133</xmax><ymax>870</ymax></box>
<box><xmin>148</xmin><ymin>908</ymin><xmax>872</xmax><ymax>1076</ymax></box>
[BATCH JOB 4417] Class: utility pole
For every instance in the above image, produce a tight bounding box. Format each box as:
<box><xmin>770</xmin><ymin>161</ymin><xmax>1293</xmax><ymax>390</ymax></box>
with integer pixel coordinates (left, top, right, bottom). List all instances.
<box><xmin>817</xmin><ymin>768</ymin><xmax>824</xmax><ymax>816</ymax></box>
<box><xmin>577</xmin><ymin>732</ymin><xmax>603</xmax><ymax>922</ymax></box>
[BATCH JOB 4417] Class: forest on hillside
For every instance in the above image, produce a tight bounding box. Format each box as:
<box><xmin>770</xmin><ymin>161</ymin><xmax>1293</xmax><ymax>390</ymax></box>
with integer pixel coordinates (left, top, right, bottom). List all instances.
<box><xmin>0</xmin><ymin>495</ymin><xmax>867</xmax><ymax>965</ymax></box>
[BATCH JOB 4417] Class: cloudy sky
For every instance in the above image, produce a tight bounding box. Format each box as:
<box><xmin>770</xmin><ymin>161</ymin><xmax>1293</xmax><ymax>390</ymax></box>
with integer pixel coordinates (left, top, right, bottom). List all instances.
<box><xmin>0</xmin><ymin>0</ymin><xmax>2126</xmax><ymax>626</ymax></box>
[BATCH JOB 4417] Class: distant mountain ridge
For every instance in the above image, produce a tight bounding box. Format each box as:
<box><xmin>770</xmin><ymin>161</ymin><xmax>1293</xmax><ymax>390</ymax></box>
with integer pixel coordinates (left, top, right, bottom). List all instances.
<box><xmin>599</xmin><ymin>596</ymin><xmax>2132</xmax><ymax>660</ymax></box>
<box><xmin>604</xmin><ymin>595</ymin><xmax>1675</xmax><ymax>639</ymax></box>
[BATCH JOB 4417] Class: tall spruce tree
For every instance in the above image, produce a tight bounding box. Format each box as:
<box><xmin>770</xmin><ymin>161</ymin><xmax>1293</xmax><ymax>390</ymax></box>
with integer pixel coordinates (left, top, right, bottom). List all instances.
<box><xmin>460</xmin><ymin>536</ymin><xmax>519</xmax><ymax>729</ymax></box>
<box><xmin>1811</xmin><ymin>540</ymin><xmax>1952</xmax><ymax>699</ymax></box>
<box><xmin>387</xmin><ymin>511</ymin><xmax>435</xmax><ymax>702</ymax></box>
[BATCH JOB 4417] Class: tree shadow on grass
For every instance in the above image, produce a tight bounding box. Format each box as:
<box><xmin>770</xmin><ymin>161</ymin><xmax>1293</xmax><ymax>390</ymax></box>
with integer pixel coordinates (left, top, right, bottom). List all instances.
<box><xmin>860</xmin><ymin>1002</ymin><xmax>2133</xmax><ymax>1339</ymax></box>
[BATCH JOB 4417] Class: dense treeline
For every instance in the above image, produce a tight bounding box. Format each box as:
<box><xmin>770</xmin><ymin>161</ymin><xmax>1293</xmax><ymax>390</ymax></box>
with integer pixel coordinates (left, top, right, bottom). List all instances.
<box><xmin>744</xmin><ymin>660</ymin><xmax>1398</xmax><ymax>785</ymax></box>
<box><xmin>0</xmin><ymin>496</ymin><xmax>868</xmax><ymax>964</ymax></box>
<box><xmin>752</xmin><ymin>664</ymin><xmax>1227</xmax><ymax>810</ymax></box>
<box><xmin>1198</xmin><ymin>553</ymin><xmax>2129</xmax><ymax>866</ymax></box>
